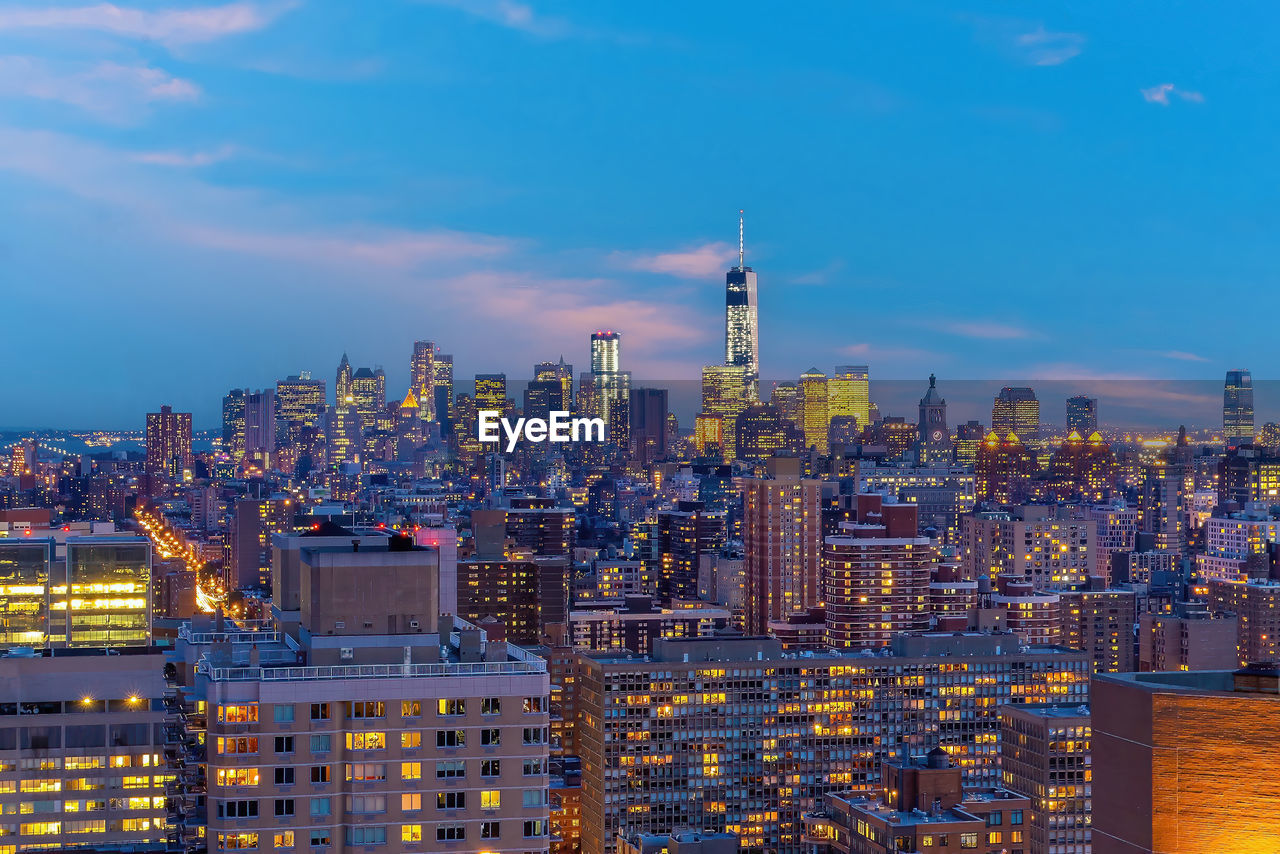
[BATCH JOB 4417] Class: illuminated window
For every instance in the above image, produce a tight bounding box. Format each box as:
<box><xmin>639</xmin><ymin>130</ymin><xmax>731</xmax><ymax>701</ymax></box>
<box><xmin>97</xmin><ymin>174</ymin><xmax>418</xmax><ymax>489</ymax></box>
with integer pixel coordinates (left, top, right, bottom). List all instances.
<box><xmin>401</xmin><ymin>701</ymin><xmax>421</xmax><ymax>718</ymax></box>
<box><xmin>436</xmin><ymin>699</ymin><xmax>465</xmax><ymax>716</ymax></box>
<box><xmin>401</xmin><ymin>762</ymin><xmax>421</xmax><ymax>781</ymax></box>
<box><xmin>401</xmin><ymin>825</ymin><xmax>422</xmax><ymax>843</ymax></box>
<box><xmin>481</xmin><ymin>790</ymin><xmax>501</xmax><ymax>810</ymax></box>
<box><xmin>344</xmin><ymin>732</ymin><xmax>385</xmax><ymax>751</ymax></box>
<box><xmin>273</xmin><ymin>831</ymin><xmax>295</xmax><ymax>848</ymax></box>
<box><xmin>218</xmin><ymin>704</ymin><xmax>258</xmax><ymax>723</ymax></box>
<box><xmin>401</xmin><ymin>793</ymin><xmax>422</xmax><ymax>812</ymax></box>
<box><xmin>400</xmin><ymin>731</ymin><xmax>421</xmax><ymax>749</ymax></box>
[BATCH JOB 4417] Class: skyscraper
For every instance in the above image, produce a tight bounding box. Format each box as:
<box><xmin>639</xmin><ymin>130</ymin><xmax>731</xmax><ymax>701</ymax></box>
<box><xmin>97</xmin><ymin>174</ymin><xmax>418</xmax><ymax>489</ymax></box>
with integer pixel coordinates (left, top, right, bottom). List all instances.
<box><xmin>433</xmin><ymin>352</ymin><xmax>454</xmax><ymax>433</ymax></box>
<box><xmin>992</xmin><ymin>386</ymin><xmax>1040</xmax><ymax>445</ymax></box>
<box><xmin>409</xmin><ymin>340</ymin><xmax>436</xmax><ymax>420</ymax></box>
<box><xmin>275</xmin><ymin>372</ymin><xmax>326</xmax><ymax>444</ymax></box>
<box><xmin>799</xmin><ymin>368</ymin><xmax>829</xmax><ymax>454</ymax></box>
<box><xmin>742</xmin><ymin>464</ymin><xmax>824</xmax><ymax>634</ymax></box>
<box><xmin>335</xmin><ymin>351</ymin><xmax>353</xmax><ymax>407</ymax></box>
<box><xmin>629</xmin><ymin>387</ymin><xmax>668</xmax><ymax>465</ymax></box>
<box><xmin>700</xmin><ymin>365</ymin><xmax>752</xmax><ymax>462</ymax></box>
<box><xmin>828</xmin><ymin>365</ymin><xmax>870</xmax><ymax>432</ymax></box>
<box><xmin>145</xmin><ymin>404</ymin><xmax>192</xmax><ymax>489</ymax></box>
<box><xmin>534</xmin><ymin>357</ymin><xmax>574</xmax><ymax>411</ymax></box>
<box><xmin>1224</xmin><ymin>368</ymin><xmax>1255</xmax><ymax>445</ymax></box>
<box><xmin>724</xmin><ymin>210</ymin><xmax>759</xmax><ymax>391</ymax></box>
<box><xmin>474</xmin><ymin>373</ymin><xmax>508</xmax><ymax>412</ymax></box>
<box><xmin>589</xmin><ymin>330</ymin><xmax>629</xmax><ymax>434</ymax></box>
<box><xmin>221</xmin><ymin>388</ymin><xmax>246</xmax><ymax>461</ymax></box>
<box><xmin>1066</xmin><ymin>395</ymin><xmax>1098</xmax><ymax>436</ymax></box>
<box><xmin>243</xmin><ymin>387</ymin><xmax>276</xmax><ymax>462</ymax></box>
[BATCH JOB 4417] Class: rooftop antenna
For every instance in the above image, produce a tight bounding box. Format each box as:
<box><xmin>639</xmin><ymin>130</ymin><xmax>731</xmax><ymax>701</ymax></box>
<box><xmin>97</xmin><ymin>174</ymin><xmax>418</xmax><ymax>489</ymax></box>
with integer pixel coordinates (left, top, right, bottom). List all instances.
<box><xmin>738</xmin><ymin>209</ymin><xmax>745</xmax><ymax>270</ymax></box>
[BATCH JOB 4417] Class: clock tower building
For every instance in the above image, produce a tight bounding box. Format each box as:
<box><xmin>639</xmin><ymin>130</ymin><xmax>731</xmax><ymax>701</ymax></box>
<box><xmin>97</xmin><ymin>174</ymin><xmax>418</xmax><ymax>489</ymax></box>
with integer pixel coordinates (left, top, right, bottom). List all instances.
<box><xmin>916</xmin><ymin>374</ymin><xmax>952</xmax><ymax>464</ymax></box>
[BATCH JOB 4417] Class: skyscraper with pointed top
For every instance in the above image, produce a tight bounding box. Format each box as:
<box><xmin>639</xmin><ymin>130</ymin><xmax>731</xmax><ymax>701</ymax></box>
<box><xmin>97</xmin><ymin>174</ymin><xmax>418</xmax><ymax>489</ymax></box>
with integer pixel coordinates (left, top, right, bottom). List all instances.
<box><xmin>725</xmin><ymin>210</ymin><xmax>759</xmax><ymax>396</ymax></box>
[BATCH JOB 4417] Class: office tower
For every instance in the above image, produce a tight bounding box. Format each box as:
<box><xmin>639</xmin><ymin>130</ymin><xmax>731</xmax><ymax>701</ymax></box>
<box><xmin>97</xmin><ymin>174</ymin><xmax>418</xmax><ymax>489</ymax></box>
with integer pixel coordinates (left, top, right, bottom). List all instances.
<box><xmin>656</xmin><ymin>501</ymin><xmax>726</xmax><ymax>601</ymax></box>
<box><xmin>960</xmin><ymin>507</ymin><xmax>1097</xmax><ymax>590</ymax></box>
<box><xmin>568</xmin><ymin>597</ymin><xmax>732</xmax><ymax>654</ymax></box>
<box><xmin>534</xmin><ymin>357</ymin><xmax>574</xmax><ymax>412</ymax></box>
<box><xmin>0</xmin><ymin>537</ymin><xmax>53</xmax><ymax>647</ymax></box>
<box><xmin>172</xmin><ymin>539</ymin><xmax>550</xmax><ymax>854</ymax></box>
<box><xmin>409</xmin><ymin>340</ymin><xmax>437</xmax><ymax>420</ymax></box>
<box><xmin>827</xmin><ymin>365</ymin><xmax>870</xmax><ymax>435</ymax></box>
<box><xmin>475</xmin><ymin>373</ymin><xmax>508</xmax><ymax>412</ymax></box>
<box><xmin>433</xmin><ymin>352</ymin><xmax>454</xmax><ymax>433</ymax></box>
<box><xmin>915</xmin><ymin>373</ymin><xmax>952</xmax><ymax>464</ymax></box>
<box><xmin>1209</xmin><ymin>578</ymin><xmax>1280</xmax><ymax>663</ymax></box>
<box><xmin>145</xmin><ymin>404</ymin><xmax>193</xmax><ymax>487</ymax></box>
<box><xmin>275</xmin><ymin>373</ymin><xmax>326</xmax><ymax>443</ymax></box>
<box><xmin>335</xmin><ymin>351</ymin><xmax>354</xmax><ymax>406</ymax></box>
<box><xmin>1066</xmin><ymin>395</ymin><xmax>1098</xmax><ymax>436</ymax></box>
<box><xmin>1060</xmin><ymin>587</ymin><xmax>1138</xmax><ymax>673</ymax></box>
<box><xmin>457</xmin><ymin>555</ymin><xmax>570</xmax><ymax>645</ymax></box>
<box><xmin>350</xmin><ymin>366</ymin><xmax>386</xmax><ymax>419</ymax></box>
<box><xmin>799</xmin><ymin>368</ymin><xmax>829</xmax><ymax>454</ymax></box>
<box><xmin>629</xmin><ymin>387</ymin><xmax>668</xmax><ymax>465</ymax></box>
<box><xmin>524</xmin><ymin>379</ymin><xmax>562</xmax><ymax>423</ymax></box>
<box><xmin>991</xmin><ymin>387</ymin><xmax>1040</xmax><ymax>446</ymax></box>
<box><xmin>692</xmin><ymin>414</ymin><xmax>724</xmax><ymax>457</ymax></box>
<box><xmin>1139</xmin><ymin>606</ymin><xmax>1239</xmax><ymax>671</ymax></box>
<box><xmin>953</xmin><ymin>420</ymin><xmax>985</xmax><ymax>467</ymax></box>
<box><xmin>589</xmin><ymin>331</ymin><xmax>629</xmax><ymax>434</ymax></box>
<box><xmin>974</xmin><ymin>431</ymin><xmax>1037</xmax><ymax>504</ymax></box>
<box><xmin>243</xmin><ymin>387</ymin><xmax>276</xmax><ymax>462</ymax></box>
<box><xmin>770</xmin><ymin>382</ymin><xmax>801</xmax><ymax>428</ymax></box>
<box><xmin>222</xmin><ymin>388</ymin><xmax>247</xmax><ymax>461</ymax></box>
<box><xmin>1000</xmin><ymin>704</ymin><xmax>1092</xmax><ymax>854</ymax></box>
<box><xmin>575</xmin><ymin>634</ymin><xmax>1088</xmax><ymax>854</ymax></box>
<box><xmin>0</xmin><ymin>648</ymin><xmax>169</xmax><ymax>851</ymax></box>
<box><xmin>742</xmin><ymin>465</ymin><xmax>824</xmax><ymax>634</ymax></box>
<box><xmin>700</xmin><ymin>365</ymin><xmax>751</xmax><ymax>462</ymax></box>
<box><xmin>57</xmin><ymin>536</ymin><xmax>152</xmax><ymax>647</ymax></box>
<box><xmin>1092</xmin><ymin>665</ymin><xmax>1280</xmax><ymax>854</ymax></box>
<box><xmin>724</xmin><ymin>211</ymin><xmax>759</xmax><ymax>390</ymax></box>
<box><xmin>804</xmin><ymin>752</ymin><xmax>1031</xmax><ymax>854</ymax></box>
<box><xmin>734</xmin><ymin>403</ymin><xmax>795</xmax><ymax>460</ymax></box>
<box><xmin>327</xmin><ymin>405</ymin><xmax>361</xmax><ymax>466</ymax></box>
<box><xmin>1223</xmin><ymin>368</ymin><xmax>1255</xmax><ymax>445</ymax></box>
<box><xmin>823</xmin><ymin>506</ymin><xmax>935</xmax><ymax>649</ymax></box>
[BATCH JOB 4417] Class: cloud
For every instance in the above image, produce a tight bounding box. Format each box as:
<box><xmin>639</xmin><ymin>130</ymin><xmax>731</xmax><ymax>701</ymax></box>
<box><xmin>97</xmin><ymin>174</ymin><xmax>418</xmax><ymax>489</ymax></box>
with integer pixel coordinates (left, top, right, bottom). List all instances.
<box><xmin>937</xmin><ymin>321</ymin><xmax>1036</xmax><ymax>340</ymax></box>
<box><xmin>174</xmin><ymin>223</ymin><xmax>514</xmax><ymax>268</ymax></box>
<box><xmin>416</xmin><ymin>0</ymin><xmax>574</xmax><ymax>39</ymax></box>
<box><xmin>1141</xmin><ymin>83</ymin><xmax>1204</xmax><ymax>105</ymax></box>
<box><xmin>840</xmin><ymin>342</ymin><xmax>940</xmax><ymax>362</ymax></box>
<box><xmin>1160</xmin><ymin>350</ymin><xmax>1211</xmax><ymax>363</ymax></box>
<box><xmin>790</xmin><ymin>258</ymin><xmax>845</xmax><ymax>286</ymax></box>
<box><xmin>0</xmin><ymin>57</ymin><xmax>199</xmax><ymax>121</ymax></box>
<box><xmin>1014</xmin><ymin>26</ymin><xmax>1085</xmax><ymax>66</ymax></box>
<box><xmin>0</xmin><ymin>2</ymin><xmax>297</xmax><ymax>48</ymax></box>
<box><xmin>620</xmin><ymin>242</ymin><xmax>736</xmax><ymax>279</ymax></box>
<box><xmin>132</xmin><ymin>145</ymin><xmax>241</xmax><ymax>167</ymax></box>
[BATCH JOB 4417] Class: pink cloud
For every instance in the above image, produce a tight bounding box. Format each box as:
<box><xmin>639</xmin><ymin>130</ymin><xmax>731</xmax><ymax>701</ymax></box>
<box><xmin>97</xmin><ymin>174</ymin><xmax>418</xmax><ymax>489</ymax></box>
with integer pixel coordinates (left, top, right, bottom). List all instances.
<box><xmin>1142</xmin><ymin>83</ymin><xmax>1204</xmax><ymax>106</ymax></box>
<box><xmin>939</xmin><ymin>320</ymin><xmax>1034</xmax><ymax>340</ymax></box>
<box><xmin>621</xmin><ymin>242</ymin><xmax>736</xmax><ymax>279</ymax></box>
<box><xmin>174</xmin><ymin>224</ymin><xmax>514</xmax><ymax>268</ymax></box>
<box><xmin>0</xmin><ymin>2</ymin><xmax>297</xmax><ymax>47</ymax></box>
<box><xmin>0</xmin><ymin>57</ymin><xmax>199</xmax><ymax>122</ymax></box>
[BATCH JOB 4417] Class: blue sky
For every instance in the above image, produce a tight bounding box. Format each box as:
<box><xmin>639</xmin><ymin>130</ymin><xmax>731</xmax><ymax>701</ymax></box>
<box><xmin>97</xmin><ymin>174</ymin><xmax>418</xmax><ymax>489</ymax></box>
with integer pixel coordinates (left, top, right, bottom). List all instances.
<box><xmin>0</xmin><ymin>1</ymin><xmax>1276</xmax><ymax>429</ymax></box>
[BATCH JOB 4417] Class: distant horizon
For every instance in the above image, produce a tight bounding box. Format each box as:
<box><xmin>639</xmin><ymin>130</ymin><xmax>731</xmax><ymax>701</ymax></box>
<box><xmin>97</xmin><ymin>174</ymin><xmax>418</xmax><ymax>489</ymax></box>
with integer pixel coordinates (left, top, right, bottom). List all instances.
<box><xmin>2</xmin><ymin>375</ymin><xmax>1273</xmax><ymax>437</ymax></box>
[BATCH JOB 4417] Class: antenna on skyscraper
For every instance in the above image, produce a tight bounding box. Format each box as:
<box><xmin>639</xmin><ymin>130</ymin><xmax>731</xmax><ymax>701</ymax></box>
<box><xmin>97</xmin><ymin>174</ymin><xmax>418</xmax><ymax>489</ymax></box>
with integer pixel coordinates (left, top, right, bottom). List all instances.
<box><xmin>738</xmin><ymin>209</ymin><xmax>745</xmax><ymax>270</ymax></box>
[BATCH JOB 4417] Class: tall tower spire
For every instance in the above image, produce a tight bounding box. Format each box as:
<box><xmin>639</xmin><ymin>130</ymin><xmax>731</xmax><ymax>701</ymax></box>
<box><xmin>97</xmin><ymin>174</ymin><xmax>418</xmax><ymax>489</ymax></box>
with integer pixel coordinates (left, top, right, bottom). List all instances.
<box><xmin>738</xmin><ymin>209</ymin><xmax>745</xmax><ymax>270</ymax></box>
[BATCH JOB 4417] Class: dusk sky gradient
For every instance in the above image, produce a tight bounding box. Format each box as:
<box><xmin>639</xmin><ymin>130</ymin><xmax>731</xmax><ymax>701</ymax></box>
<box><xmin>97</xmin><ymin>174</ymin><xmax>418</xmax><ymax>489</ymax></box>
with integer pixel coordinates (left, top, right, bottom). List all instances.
<box><xmin>1</xmin><ymin>1</ymin><xmax>1277</xmax><ymax>429</ymax></box>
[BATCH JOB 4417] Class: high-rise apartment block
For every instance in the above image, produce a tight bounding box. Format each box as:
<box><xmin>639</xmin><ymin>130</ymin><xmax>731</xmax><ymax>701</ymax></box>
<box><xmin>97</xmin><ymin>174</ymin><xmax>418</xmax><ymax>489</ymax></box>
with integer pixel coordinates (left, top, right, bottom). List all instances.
<box><xmin>741</xmin><ymin>462</ymin><xmax>824</xmax><ymax>635</ymax></box>
<box><xmin>170</xmin><ymin>536</ymin><xmax>552</xmax><ymax>854</ymax></box>
<box><xmin>999</xmin><ymin>703</ymin><xmax>1092</xmax><ymax>854</ymax></box>
<box><xmin>575</xmin><ymin>633</ymin><xmax>1088</xmax><ymax>854</ymax></box>
<box><xmin>145</xmin><ymin>405</ymin><xmax>193</xmax><ymax>491</ymax></box>
<box><xmin>1066</xmin><ymin>396</ymin><xmax>1098</xmax><ymax>437</ymax></box>
<box><xmin>960</xmin><ymin>508</ymin><xmax>1096</xmax><ymax>590</ymax></box>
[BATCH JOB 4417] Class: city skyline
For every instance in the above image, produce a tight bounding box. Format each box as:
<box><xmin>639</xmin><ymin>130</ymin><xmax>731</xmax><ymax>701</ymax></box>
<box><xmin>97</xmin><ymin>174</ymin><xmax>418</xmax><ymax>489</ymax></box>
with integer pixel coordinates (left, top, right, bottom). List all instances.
<box><xmin>3</xmin><ymin>2</ymin><xmax>1279</xmax><ymax>427</ymax></box>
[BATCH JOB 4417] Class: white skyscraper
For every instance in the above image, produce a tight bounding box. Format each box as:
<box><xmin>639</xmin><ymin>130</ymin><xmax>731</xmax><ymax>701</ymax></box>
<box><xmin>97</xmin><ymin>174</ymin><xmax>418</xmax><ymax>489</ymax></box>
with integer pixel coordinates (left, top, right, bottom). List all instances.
<box><xmin>725</xmin><ymin>210</ymin><xmax>759</xmax><ymax>394</ymax></box>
